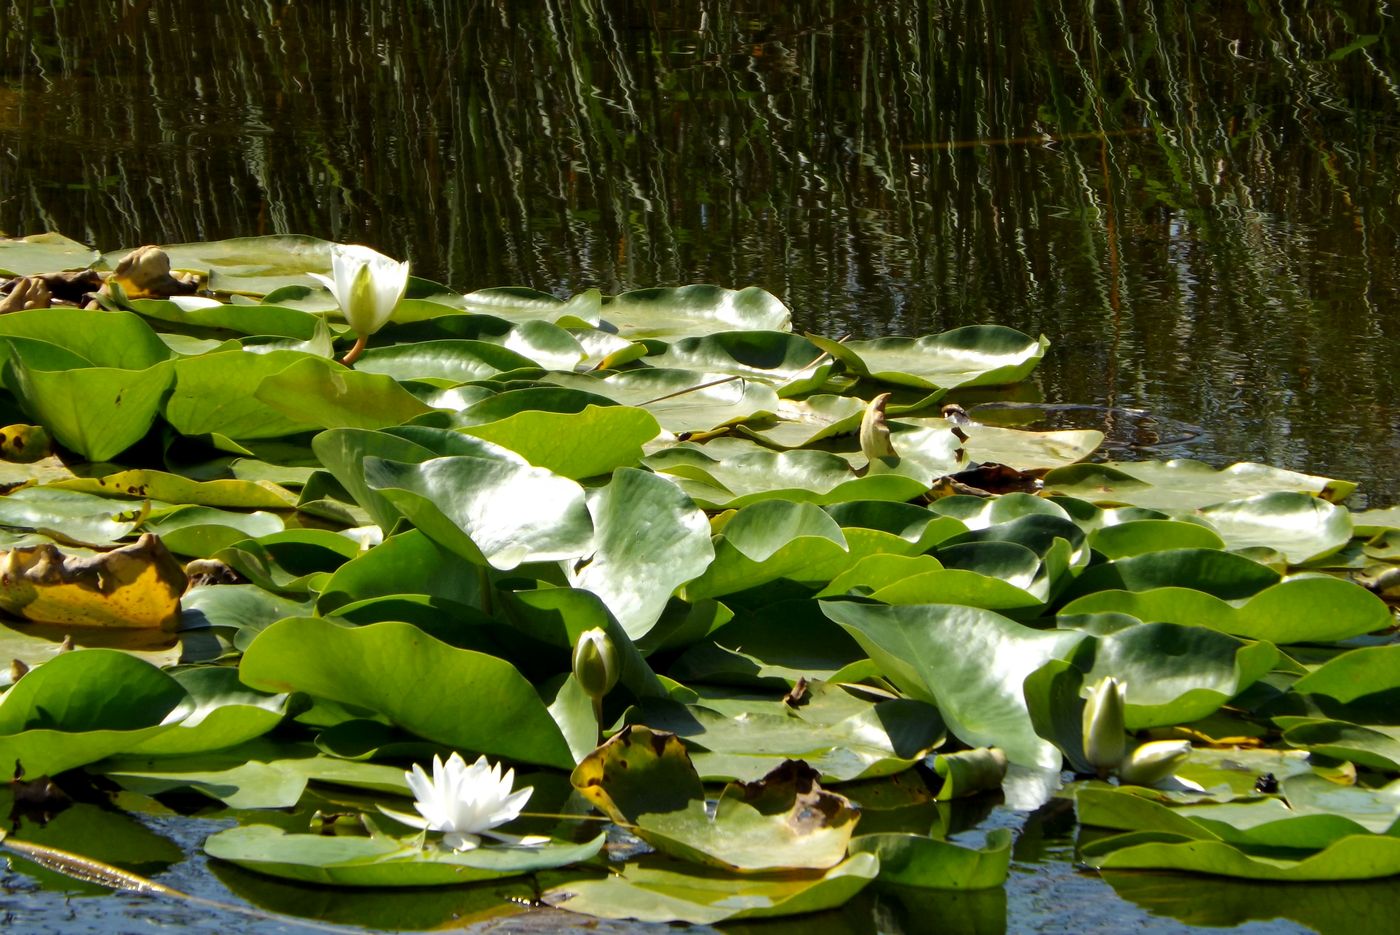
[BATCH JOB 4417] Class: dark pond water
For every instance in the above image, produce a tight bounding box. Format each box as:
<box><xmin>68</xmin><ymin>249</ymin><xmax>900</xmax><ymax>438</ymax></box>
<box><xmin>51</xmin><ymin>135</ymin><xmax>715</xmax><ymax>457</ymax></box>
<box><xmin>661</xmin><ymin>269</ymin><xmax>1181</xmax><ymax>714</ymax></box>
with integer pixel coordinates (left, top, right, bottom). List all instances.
<box><xmin>1</xmin><ymin>2</ymin><xmax>1398</xmax><ymax>933</ymax></box>
<box><xmin>3</xmin><ymin>0</ymin><xmax>1398</xmax><ymax>503</ymax></box>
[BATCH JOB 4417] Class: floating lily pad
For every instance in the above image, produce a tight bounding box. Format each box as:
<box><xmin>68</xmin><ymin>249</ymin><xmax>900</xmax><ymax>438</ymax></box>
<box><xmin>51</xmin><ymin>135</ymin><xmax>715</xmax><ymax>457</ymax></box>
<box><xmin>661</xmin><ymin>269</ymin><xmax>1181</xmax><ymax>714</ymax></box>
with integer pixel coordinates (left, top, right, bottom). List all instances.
<box><xmin>850</xmin><ymin>828</ymin><xmax>1011</xmax><ymax>889</ymax></box>
<box><xmin>204</xmin><ymin>824</ymin><xmax>606</xmax><ymax>887</ymax></box>
<box><xmin>822</xmin><ymin>601</ymin><xmax>1086</xmax><ymax>770</ymax></box>
<box><xmin>1043</xmin><ymin>460</ymin><xmax>1355</xmax><ymax>510</ymax></box>
<box><xmin>565</xmin><ymin>467</ymin><xmax>714</xmax><ymax>639</ymax></box>
<box><xmin>544</xmin><ymin>853</ymin><xmax>879</xmax><ymax>924</ymax></box>
<box><xmin>571</xmin><ymin>726</ymin><xmax>858</xmax><ymax>871</ymax></box>
<box><xmin>598</xmin><ymin>285</ymin><xmax>792</xmax><ymax>339</ymax></box>
<box><xmin>0</xmin><ymin>232</ymin><xmax>99</xmax><ymax>275</ymax></box>
<box><xmin>808</xmin><ymin>326</ymin><xmax>1047</xmax><ymax>390</ymax></box>
<box><xmin>239</xmin><ymin>617</ymin><xmax>575</xmax><ymax>768</ymax></box>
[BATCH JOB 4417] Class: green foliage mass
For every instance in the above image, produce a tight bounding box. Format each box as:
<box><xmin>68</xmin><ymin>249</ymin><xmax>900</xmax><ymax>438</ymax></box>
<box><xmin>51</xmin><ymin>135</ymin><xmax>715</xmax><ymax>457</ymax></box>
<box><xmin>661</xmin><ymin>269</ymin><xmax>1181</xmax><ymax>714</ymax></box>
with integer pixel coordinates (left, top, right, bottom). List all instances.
<box><xmin>0</xmin><ymin>235</ymin><xmax>1397</xmax><ymax>926</ymax></box>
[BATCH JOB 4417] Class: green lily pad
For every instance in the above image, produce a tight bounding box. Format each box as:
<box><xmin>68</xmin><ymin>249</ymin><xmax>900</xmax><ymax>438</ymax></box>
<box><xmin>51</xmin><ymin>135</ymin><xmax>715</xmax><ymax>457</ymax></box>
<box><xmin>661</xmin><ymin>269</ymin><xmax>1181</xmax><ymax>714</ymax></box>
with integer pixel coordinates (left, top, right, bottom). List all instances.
<box><xmin>165</xmin><ymin>350</ymin><xmax>323</xmax><ymax>439</ymax></box>
<box><xmin>627</xmin><ymin>683</ymin><xmax>944</xmax><ymax>783</ymax></box>
<box><xmin>239</xmin><ymin>617</ymin><xmax>575</xmax><ymax>768</ymax></box>
<box><xmin>0</xmin><ymin>487</ymin><xmax>148</xmax><ymax>545</ymax></box>
<box><xmin>548</xmin><ymin>369</ymin><xmax>782</xmax><ymax>435</ymax></box>
<box><xmin>850</xmin><ymin>828</ymin><xmax>1011</xmax><ymax>889</ymax></box>
<box><xmin>645</xmin><ymin>331</ymin><xmax>834</xmax><ymax>396</ymax></box>
<box><xmin>808</xmin><ymin>326</ymin><xmax>1047</xmax><ymax>390</ymax></box>
<box><xmin>646</xmin><ymin>445</ymin><xmax>929</xmax><ymax>509</ymax></box>
<box><xmin>128</xmin><ymin>667</ymin><xmax>289</xmax><ymax>756</ymax></box>
<box><xmin>1060</xmin><ymin>575</ymin><xmax>1390</xmax><ymax>644</ymax></box>
<box><xmin>103</xmin><ymin>235</ymin><xmax>333</xmax><ymax>296</ymax></box>
<box><xmin>0</xmin><ymin>308</ymin><xmax>171</xmax><ymax>370</ymax></box>
<box><xmin>822</xmin><ymin>601</ymin><xmax>1086</xmax><ymax>770</ymax></box>
<box><xmin>364</xmin><ymin>453</ymin><xmax>593</xmax><ymax>569</ymax></box>
<box><xmin>1084</xmin><ymin>832</ymin><xmax>1400</xmax><ymax>881</ymax></box>
<box><xmin>0</xmin><ymin>649</ymin><xmax>188</xmax><ymax>776</ymax></box>
<box><xmin>1089</xmin><ymin>520</ymin><xmax>1226</xmax><ymax>558</ymax></box>
<box><xmin>0</xmin><ymin>232</ymin><xmax>99</xmax><ymax>275</ymax></box>
<box><xmin>255</xmin><ymin>357</ymin><xmax>435</xmax><ymax>430</ymax></box>
<box><xmin>461</xmin><ymin>286</ymin><xmax>602</xmax><ymax>326</ymax></box>
<box><xmin>1281</xmin><ymin>720</ymin><xmax>1400</xmax><ymax>771</ymax></box>
<box><xmin>204</xmin><ymin>824</ymin><xmax>606</xmax><ymax>887</ymax></box>
<box><xmin>1198</xmin><ymin>492</ymin><xmax>1353</xmax><ymax>564</ymax></box>
<box><xmin>1043</xmin><ymin>460</ymin><xmax>1356</xmax><ymax>510</ymax></box>
<box><xmin>544</xmin><ymin>853</ymin><xmax>879</xmax><ymax>924</ymax></box>
<box><xmin>598</xmin><ymin>285</ymin><xmax>792</xmax><ymax>339</ymax></box>
<box><xmin>571</xmin><ymin>726</ymin><xmax>858</xmax><ymax>871</ymax></box>
<box><xmin>565</xmin><ymin>467</ymin><xmax>714</xmax><ymax>639</ymax></box>
<box><xmin>5</xmin><ymin>357</ymin><xmax>173</xmax><ymax>462</ymax></box>
<box><xmin>462</xmin><ymin>404</ymin><xmax>659</xmax><ymax>479</ymax></box>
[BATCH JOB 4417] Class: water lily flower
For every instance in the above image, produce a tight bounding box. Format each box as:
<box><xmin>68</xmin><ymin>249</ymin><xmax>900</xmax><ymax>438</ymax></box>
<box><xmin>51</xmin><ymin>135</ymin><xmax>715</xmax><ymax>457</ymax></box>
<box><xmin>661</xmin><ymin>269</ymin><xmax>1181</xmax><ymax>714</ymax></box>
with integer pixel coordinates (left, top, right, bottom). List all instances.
<box><xmin>1082</xmin><ymin>675</ymin><xmax>1128</xmax><ymax>773</ymax></box>
<box><xmin>309</xmin><ymin>243</ymin><xmax>410</xmax><ymax>366</ymax></box>
<box><xmin>572</xmin><ymin>627</ymin><xmax>620</xmax><ymax>701</ymax></box>
<box><xmin>378</xmin><ymin>752</ymin><xmax>539</xmax><ymax>851</ymax></box>
<box><xmin>1118</xmin><ymin>739</ymin><xmax>1193</xmax><ymax>787</ymax></box>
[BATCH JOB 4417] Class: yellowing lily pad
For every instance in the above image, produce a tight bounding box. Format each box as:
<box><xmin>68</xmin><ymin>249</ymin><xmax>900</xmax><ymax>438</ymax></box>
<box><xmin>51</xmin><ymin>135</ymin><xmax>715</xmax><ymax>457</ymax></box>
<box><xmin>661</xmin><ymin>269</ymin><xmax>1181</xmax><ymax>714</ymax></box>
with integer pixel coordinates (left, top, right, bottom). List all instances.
<box><xmin>0</xmin><ymin>534</ymin><xmax>186</xmax><ymax>629</ymax></box>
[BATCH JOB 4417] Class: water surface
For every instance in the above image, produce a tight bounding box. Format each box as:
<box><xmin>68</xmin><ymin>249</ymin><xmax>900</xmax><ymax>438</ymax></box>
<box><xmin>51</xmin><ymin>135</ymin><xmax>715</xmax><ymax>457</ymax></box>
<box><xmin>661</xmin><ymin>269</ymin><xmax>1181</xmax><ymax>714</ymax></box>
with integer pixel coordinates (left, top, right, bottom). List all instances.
<box><xmin>2</xmin><ymin>0</ymin><xmax>1396</xmax><ymax>500</ymax></box>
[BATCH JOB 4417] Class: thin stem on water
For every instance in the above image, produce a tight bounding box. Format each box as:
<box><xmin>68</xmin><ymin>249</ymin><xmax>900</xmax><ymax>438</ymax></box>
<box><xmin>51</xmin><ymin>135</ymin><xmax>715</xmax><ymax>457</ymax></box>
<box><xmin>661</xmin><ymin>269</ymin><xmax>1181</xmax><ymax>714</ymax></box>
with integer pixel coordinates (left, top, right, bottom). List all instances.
<box><xmin>339</xmin><ymin>332</ymin><xmax>368</xmax><ymax>366</ymax></box>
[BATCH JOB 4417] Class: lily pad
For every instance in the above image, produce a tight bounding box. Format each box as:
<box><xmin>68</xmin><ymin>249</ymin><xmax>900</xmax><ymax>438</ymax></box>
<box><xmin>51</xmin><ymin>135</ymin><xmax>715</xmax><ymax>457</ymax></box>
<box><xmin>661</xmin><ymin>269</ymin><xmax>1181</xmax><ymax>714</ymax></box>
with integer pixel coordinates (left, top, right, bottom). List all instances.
<box><xmin>364</xmin><ymin>453</ymin><xmax>593</xmax><ymax>569</ymax></box>
<box><xmin>822</xmin><ymin>601</ymin><xmax>1086</xmax><ymax>770</ymax></box>
<box><xmin>204</xmin><ymin>824</ymin><xmax>606</xmax><ymax>887</ymax></box>
<box><xmin>1043</xmin><ymin>460</ymin><xmax>1356</xmax><ymax>510</ymax></box>
<box><xmin>571</xmin><ymin>726</ymin><xmax>859</xmax><ymax>871</ymax></box>
<box><xmin>544</xmin><ymin>853</ymin><xmax>878</xmax><ymax>925</ymax></box>
<box><xmin>850</xmin><ymin>828</ymin><xmax>1011</xmax><ymax>889</ymax></box>
<box><xmin>808</xmin><ymin>326</ymin><xmax>1047</xmax><ymax>390</ymax></box>
<box><xmin>239</xmin><ymin>617</ymin><xmax>575</xmax><ymax>768</ymax></box>
<box><xmin>598</xmin><ymin>285</ymin><xmax>792</xmax><ymax>339</ymax></box>
<box><xmin>565</xmin><ymin>467</ymin><xmax>714</xmax><ymax>639</ymax></box>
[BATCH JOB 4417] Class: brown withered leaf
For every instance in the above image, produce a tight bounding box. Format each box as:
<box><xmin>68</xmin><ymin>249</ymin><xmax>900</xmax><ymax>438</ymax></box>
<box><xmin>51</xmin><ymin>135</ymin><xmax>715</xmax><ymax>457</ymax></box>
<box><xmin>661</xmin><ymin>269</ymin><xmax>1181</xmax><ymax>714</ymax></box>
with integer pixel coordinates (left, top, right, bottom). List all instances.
<box><xmin>104</xmin><ymin>246</ymin><xmax>199</xmax><ymax>299</ymax></box>
<box><xmin>0</xmin><ymin>533</ymin><xmax>186</xmax><ymax>629</ymax></box>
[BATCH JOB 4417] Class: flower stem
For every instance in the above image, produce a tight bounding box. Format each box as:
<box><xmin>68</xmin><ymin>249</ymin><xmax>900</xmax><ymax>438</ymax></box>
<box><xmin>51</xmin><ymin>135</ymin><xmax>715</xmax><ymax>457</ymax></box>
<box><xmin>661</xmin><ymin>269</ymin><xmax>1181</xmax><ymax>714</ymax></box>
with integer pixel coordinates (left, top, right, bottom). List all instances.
<box><xmin>338</xmin><ymin>332</ymin><xmax>368</xmax><ymax>366</ymax></box>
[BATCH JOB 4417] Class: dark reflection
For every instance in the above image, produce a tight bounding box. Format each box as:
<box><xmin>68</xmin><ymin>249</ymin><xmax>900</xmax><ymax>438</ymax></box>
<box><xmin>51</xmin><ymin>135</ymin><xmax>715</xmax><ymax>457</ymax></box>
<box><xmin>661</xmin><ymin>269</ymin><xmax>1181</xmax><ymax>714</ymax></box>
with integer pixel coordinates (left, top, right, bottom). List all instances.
<box><xmin>0</xmin><ymin>791</ymin><xmax>182</xmax><ymax>896</ymax></box>
<box><xmin>1103</xmin><ymin>869</ymin><xmax>1400</xmax><ymax>935</ymax></box>
<box><xmin>2</xmin><ymin>1</ymin><xmax>1397</xmax><ymax>500</ymax></box>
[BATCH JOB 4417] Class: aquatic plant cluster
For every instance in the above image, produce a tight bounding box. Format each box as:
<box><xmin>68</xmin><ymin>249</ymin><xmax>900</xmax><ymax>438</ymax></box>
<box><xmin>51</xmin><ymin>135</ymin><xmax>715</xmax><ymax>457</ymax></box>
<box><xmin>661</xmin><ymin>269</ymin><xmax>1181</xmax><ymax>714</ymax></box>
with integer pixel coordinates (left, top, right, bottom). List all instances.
<box><xmin>0</xmin><ymin>234</ymin><xmax>1398</xmax><ymax>926</ymax></box>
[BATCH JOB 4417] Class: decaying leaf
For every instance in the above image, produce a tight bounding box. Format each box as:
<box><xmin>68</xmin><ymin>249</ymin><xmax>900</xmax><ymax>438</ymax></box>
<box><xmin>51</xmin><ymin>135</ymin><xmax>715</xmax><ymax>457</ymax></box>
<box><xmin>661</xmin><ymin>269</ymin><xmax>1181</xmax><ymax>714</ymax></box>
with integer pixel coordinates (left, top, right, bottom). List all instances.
<box><xmin>0</xmin><ymin>424</ymin><xmax>53</xmax><ymax>464</ymax></box>
<box><xmin>0</xmin><ymin>533</ymin><xmax>186</xmax><ymax>629</ymax></box>
<box><xmin>0</xmin><ymin>276</ymin><xmax>51</xmax><ymax>313</ymax></box>
<box><xmin>572</xmin><ymin>726</ymin><xmax>860</xmax><ymax>871</ymax></box>
<box><xmin>104</xmin><ymin>246</ymin><xmax>200</xmax><ymax>299</ymax></box>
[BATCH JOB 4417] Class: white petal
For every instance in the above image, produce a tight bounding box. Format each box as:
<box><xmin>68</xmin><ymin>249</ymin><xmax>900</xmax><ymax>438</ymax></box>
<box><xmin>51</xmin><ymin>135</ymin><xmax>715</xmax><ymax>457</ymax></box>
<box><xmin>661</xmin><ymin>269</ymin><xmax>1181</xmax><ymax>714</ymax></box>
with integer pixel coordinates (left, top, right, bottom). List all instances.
<box><xmin>376</xmin><ymin>805</ymin><xmax>431</xmax><ymax>830</ymax></box>
<box><xmin>481</xmin><ymin>830</ymin><xmax>549</xmax><ymax>847</ymax></box>
<box><xmin>443</xmin><ymin>831</ymin><xmax>481</xmax><ymax>852</ymax></box>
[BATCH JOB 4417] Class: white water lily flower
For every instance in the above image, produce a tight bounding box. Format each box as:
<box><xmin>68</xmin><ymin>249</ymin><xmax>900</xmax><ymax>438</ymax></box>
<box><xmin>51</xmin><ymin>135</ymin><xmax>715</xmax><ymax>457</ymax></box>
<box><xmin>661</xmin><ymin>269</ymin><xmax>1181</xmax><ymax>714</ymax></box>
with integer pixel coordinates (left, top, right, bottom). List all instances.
<box><xmin>309</xmin><ymin>243</ymin><xmax>410</xmax><ymax>364</ymax></box>
<box><xmin>378</xmin><ymin>752</ymin><xmax>542</xmax><ymax>851</ymax></box>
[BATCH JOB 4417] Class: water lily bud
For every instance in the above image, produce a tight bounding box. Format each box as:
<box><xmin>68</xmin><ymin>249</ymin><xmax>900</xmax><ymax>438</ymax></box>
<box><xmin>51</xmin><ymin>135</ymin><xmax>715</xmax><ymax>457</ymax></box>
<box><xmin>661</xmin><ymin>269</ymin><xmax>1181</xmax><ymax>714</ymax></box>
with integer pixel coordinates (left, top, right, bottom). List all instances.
<box><xmin>1082</xmin><ymin>675</ymin><xmax>1128</xmax><ymax>771</ymax></box>
<box><xmin>572</xmin><ymin>627</ymin><xmax>619</xmax><ymax>700</ymax></box>
<box><xmin>309</xmin><ymin>243</ymin><xmax>411</xmax><ymax>365</ymax></box>
<box><xmin>1118</xmin><ymin>740</ymin><xmax>1192</xmax><ymax>786</ymax></box>
<box><xmin>859</xmin><ymin>392</ymin><xmax>898</xmax><ymax>461</ymax></box>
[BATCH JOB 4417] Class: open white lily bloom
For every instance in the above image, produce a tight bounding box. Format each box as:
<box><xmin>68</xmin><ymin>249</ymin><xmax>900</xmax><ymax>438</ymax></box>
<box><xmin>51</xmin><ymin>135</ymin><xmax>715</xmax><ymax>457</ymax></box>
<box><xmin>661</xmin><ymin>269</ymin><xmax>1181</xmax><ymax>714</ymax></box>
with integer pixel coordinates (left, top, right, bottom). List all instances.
<box><xmin>378</xmin><ymin>752</ymin><xmax>544</xmax><ymax>851</ymax></box>
<box><xmin>309</xmin><ymin>243</ymin><xmax>409</xmax><ymax>365</ymax></box>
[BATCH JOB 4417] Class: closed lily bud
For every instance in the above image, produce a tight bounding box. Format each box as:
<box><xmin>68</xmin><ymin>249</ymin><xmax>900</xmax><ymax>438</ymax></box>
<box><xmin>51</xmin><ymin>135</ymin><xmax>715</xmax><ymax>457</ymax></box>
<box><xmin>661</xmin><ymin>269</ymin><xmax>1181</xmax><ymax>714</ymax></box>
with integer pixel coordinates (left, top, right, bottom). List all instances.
<box><xmin>572</xmin><ymin>628</ymin><xmax>619</xmax><ymax>701</ymax></box>
<box><xmin>1118</xmin><ymin>740</ymin><xmax>1192</xmax><ymax>786</ymax></box>
<box><xmin>859</xmin><ymin>392</ymin><xmax>898</xmax><ymax>461</ymax></box>
<box><xmin>1082</xmin><ymin>675</ymin><xmax>1128</xmax><ymax>771</ymax></box>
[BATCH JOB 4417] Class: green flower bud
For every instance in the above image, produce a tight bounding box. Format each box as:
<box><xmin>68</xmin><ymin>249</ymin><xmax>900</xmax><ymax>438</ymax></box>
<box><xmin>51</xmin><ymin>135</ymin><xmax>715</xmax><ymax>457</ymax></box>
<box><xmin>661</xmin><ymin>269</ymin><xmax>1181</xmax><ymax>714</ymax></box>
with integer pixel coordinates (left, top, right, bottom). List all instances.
<box><xmin>1082</xmin><ymin>675</ymin><xmax>1128</xmax><ymax>771</ymax></box>
<box><xmin>1118</xmin><ymin>740</ymin><xmax>1192</xmax><ymax>787</ymax></box>
<box><xmin>859</xmin><ymin>392</ymin><xmax>898</xmax><ymax>461</ymax></box>
<box><xmin>572</xmin><ymin>628</ymin><xmax>619</xmax><ymax>701</ymax></box>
